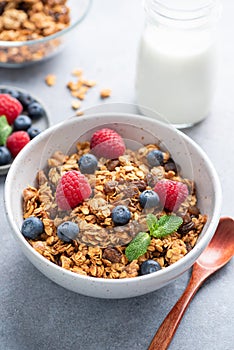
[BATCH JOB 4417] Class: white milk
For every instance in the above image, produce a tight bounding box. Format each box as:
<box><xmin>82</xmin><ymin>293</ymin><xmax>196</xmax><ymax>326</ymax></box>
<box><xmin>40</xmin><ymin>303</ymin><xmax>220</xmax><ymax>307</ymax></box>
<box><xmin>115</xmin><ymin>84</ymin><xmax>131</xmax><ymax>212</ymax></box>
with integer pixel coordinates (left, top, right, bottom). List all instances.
<box><xmin>135</xmin><ymin>20</ymin><xmax>217</xmax><ymax>127</ymax></box>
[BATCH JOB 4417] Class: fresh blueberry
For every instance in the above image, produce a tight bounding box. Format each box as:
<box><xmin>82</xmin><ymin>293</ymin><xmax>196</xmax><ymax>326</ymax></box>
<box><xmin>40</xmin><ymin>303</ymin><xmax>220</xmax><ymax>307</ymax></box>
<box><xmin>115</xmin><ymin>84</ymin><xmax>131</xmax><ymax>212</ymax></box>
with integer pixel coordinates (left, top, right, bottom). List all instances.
<box><xmin>146</xmin><ymin>150</ymin><xmax>164</xmax><ymax>167</ymax></box>
<box><xmin>78</xmin><ymin>153</ymin><xmax>98</xmax><ymax>174</ymax></box>
<box><xmin>1</xmin><ymin>88</ymin><xmax>20</xmax><ymax>99</ymax></box>
<box><xmin>18</xmin><ymin>92</ymin><xmax>35</xmax><ymax>109</ymax></box>
<box><xmin>57</xmin><ymin>221</ymin><xmax>79</xmax><ymax>242</ymax></box>
<box><xmin>13</xmin><ymin>114</ymin><xmax>32</xmax><ymax>131</ymax></box>
<box><xmin>140</xmin><ymin>260</ymin><xmax>162</xmax><ymax>275</ymax></box>
<box><xmin>27</xmin><ymin>126</ymin><xmax>41</xmax><ymax>139</ymax></box>
<box><xmin>111</xmin><ymin>205</ymin><xmax>131</xmax><ymax>226</ymax></box>
<box><xmin>21</xmin><ymin>217</ymin><xmax>44</xmax><ymax>239</ymax></box>
<box><xmin>164</xmin><ymin>158</ymin><xmax>178</xmax><ymax>174</ymax></box>
<box><xmin>0</xmin><ymin>146</ymin><xmax>12</xmax><ymax>166</ymax></box>
<box><xmin>27</xmin><ymin>102</ymin><xmax>44</xmax><ymax>119</ymax></box>
<box><xmin>139</xmin><ymin>190</ymin><xmax>160</xmax><ymax>209</ymax></box>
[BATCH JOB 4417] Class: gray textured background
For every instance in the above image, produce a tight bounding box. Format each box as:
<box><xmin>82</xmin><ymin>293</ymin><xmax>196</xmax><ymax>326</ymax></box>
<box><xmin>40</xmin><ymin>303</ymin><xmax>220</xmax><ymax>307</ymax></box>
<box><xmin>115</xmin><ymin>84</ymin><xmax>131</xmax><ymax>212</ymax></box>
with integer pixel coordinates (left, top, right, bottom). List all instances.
<box><xmin>0</xmin><ymin>1</ymin><xmax>233</xmax><ymax>349</ymax></box>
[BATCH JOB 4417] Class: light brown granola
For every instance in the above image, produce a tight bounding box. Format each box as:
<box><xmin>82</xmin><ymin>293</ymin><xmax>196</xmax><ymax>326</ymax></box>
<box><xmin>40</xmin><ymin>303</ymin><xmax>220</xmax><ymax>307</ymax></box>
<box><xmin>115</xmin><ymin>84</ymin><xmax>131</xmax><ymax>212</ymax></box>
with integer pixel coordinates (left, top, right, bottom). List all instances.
<box><xmin>45</xmin><ymin>74</ymin><xmax>56</xmax><ymax>87</ymax></box>
<box><xmin>100</xmin><ymin>88</ymin><xmax>112</xmax><ymax>99</ymax></box>
<box><xmin>71</xmin><ymin>100</ymin><xmax>81</xmax><ymax>110</ymax></box>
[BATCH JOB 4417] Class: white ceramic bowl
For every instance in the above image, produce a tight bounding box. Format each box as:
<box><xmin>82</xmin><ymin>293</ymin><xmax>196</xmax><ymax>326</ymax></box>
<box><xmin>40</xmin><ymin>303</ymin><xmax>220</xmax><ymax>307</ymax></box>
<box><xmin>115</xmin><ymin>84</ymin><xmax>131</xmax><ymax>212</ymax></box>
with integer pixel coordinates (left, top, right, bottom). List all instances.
<box><xmin>4</xmin><ymin>113</ymin><xmax>222</xmax><ymax>298</ymax></box>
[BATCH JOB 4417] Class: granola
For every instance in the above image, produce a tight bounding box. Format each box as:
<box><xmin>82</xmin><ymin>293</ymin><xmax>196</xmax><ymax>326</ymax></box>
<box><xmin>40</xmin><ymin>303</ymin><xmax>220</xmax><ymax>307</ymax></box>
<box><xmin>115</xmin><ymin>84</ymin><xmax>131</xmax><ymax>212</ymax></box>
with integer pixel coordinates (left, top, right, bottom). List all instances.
<box><xmin>100</xmin><ymin>88</ymin><xmax>112</xmax><ymax>99</ymax></box>
<box><xmin>66</xmin><ymin>69</ymin><xmax>100</xmax><ymax>110</ymax></box>
<box><xmin>22</xmin><ymin>138</ymin><xmax>207</xmax><ymax>279</ymax></box>
<box><xmin>0</xmin><ymin>0</ymin><xmax>70</xmax><ymax>64</ymax></box>
<box><xmin>45</xmin><ymin>74</ymin><xmax>56</xmax><ymax>87</ymax></box>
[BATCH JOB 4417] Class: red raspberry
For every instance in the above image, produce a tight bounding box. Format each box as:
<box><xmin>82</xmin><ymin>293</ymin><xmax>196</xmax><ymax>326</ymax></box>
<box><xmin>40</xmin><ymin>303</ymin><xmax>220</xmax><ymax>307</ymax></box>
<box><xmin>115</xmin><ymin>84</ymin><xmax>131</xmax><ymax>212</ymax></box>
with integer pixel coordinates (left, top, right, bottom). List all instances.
<box><xmin>0</xmin><ymin>94</ymin><xmax>23</xmax><ymax>125</ymax></box>
<box><xmin>56</xmin><ymin>170</ymin><xmax>92</xmax><ymax>210</ymax></box>
<box><xmin>90</xmin><ymin>128</ymin><xmax>125</xmax><ymax>159</ymax></box>
<box><xmin>6</xmin><ymin>131</ymin><xmax>30</xmax><ymax>158</ymax></box>
<box><xmin>154</xmin><ymin>179</ymin><xmax>189</xmax><ymax>212</ymax></box>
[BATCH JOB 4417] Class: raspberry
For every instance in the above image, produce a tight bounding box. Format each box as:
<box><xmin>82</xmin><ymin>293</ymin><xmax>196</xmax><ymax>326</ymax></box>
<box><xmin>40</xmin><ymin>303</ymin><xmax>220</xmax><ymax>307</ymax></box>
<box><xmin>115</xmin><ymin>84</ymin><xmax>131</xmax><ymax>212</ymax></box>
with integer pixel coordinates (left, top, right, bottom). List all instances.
<box><xmin>154</xmin><ymin>179</ymin><xmax>188</xmax><ymax>212</ymax></box>
<box><xmin>6</xmin><ymin>131</ymin><xmax>30</xmax><ymax>158</ymax></box>
<box><xmin>0</xmin><ymin>94</ymin><xmax>23</xmax><ymax>125</ymax></box>
<box><xmin>90</xmin><ymin>128</ymin><xmax>125</xmax><ymax>159</ymax></box>
<box><xmin>56</xmin><ymin>170</ymin><xmax>92</xmax><ymax>210</ymax></box>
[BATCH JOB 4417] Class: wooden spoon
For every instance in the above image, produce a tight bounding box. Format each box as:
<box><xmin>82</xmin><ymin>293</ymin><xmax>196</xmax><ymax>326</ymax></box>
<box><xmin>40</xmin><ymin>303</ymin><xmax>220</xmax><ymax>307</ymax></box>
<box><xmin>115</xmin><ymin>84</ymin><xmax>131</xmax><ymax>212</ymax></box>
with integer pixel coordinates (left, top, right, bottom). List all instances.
<box><xmin>148</xmin><ymin>217</ymin><xmax>234</xmax><ymax>350</ymax></box>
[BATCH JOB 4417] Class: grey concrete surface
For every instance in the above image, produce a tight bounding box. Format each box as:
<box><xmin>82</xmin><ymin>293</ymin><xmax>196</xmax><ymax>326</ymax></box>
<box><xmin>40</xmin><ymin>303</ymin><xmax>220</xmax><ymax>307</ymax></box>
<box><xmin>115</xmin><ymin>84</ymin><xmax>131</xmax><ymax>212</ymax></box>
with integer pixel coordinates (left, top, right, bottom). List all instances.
<box><xmin>0</xmin><ymin>1</ymin><xmax>233</xmax><ymax>349</ymax></box>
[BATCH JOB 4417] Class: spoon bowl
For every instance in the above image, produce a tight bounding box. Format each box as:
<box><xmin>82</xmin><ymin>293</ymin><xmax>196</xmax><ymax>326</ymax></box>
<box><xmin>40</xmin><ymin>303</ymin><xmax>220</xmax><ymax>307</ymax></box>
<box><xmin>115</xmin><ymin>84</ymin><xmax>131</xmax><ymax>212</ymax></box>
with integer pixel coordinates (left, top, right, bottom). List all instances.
<box><xmin>148</xmin><ymin>217</ymin><xmax>234</xmax><ymax>350</ymax></box>
<box><xmin>196</xmin><ymin>217</ymin><xmax>234</xmax><ymax>270</ymax></box>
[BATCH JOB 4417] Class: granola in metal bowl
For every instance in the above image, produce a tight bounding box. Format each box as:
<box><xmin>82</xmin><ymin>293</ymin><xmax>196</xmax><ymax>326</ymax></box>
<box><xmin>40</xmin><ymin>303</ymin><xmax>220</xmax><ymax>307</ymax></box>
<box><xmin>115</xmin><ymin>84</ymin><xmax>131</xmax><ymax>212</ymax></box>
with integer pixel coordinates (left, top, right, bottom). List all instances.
<box><xmin>21</xmin><ymin>128</ymin><xmax>207</xmax><ymax>279</ymax></box>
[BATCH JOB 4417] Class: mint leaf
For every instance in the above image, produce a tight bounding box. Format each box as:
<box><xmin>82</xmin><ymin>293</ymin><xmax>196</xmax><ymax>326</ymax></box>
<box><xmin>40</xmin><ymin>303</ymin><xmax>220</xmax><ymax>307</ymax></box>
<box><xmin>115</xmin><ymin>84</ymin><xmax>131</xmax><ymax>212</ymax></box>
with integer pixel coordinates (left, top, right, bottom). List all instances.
<box><xmin>0</xmin><ymin>115</ymin><xmax>12</xmax><ymax>146</ymax></box>
<box><xmin>125</xmin><ymin>215</ymin><xmax>183</xmax><ymax>261</ymax></box>
<box><xmin>146</xmin><ymin>213</ymin><xmax>158</xmax><ymax>235</ymax></box>
<box><xmin>125</xmin><ymin>232</ymin><xmax>151</xmax><ymax>261</ymax></box>
<box><xmin>150</xmin><ymin>215</ymin><xmax>183</xmax><ymax>238</ymax></box>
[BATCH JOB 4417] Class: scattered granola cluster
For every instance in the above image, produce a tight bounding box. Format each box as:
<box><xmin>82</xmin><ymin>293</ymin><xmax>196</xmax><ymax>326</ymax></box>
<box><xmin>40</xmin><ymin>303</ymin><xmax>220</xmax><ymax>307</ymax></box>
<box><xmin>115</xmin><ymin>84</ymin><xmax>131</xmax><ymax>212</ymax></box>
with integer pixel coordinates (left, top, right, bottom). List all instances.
<box><xmin>21</xmin><ymin>129</ymin><xmax>207</xmax><ymax>279</ymax></box>
<box><xmin>66</xmin><ymin>69</ymin><xmax>111</xmax><ymax>112</ymax></box>
<box><xmin>0</xmin><ymin>0</ymin><xmax>70</xmax><ymax>64</ymax></box>
<box><xmin>44</xmin><ymin>69</ymin><xmax>112</xmax><ymax>113</ymax></box>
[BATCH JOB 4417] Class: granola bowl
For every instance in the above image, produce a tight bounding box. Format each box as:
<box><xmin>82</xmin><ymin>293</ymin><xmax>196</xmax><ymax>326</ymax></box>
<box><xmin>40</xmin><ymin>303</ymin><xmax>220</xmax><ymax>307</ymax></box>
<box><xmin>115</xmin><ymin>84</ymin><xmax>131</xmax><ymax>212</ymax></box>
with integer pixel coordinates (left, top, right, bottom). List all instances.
<box><xmin>4</xmin><ymin>113</ymin><xmax>222</xmax><ymax>298</ymax></box>
<box><xmin>0</xmin><ymin>0</ymin><xmax>92</xmax><ymax>68</ymax></box>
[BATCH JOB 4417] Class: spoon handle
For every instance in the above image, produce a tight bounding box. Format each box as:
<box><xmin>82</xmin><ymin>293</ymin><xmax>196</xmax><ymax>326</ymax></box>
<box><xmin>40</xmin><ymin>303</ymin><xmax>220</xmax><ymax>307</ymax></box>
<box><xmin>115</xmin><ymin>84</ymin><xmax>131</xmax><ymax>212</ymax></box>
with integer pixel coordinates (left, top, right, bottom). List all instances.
<box><xmin>148</xmin><ymin>271</ymin><xmax>205</xmax><ymax>350</ymax></box>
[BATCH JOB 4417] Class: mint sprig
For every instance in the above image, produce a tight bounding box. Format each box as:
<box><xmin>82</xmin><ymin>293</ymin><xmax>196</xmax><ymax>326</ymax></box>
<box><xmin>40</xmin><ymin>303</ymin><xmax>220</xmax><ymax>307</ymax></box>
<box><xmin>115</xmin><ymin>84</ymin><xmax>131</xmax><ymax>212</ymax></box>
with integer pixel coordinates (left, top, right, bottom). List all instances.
<box><xmin>125</xmin><ymin>214</ymin><xmax>183</xmax><ymax>261</ymax></box>
<box><xmin>0</xmin><ymin>115</ymin><xmax>12</xmax><ymax>146</ymax></box>
<box><xmin>147</xmin><ymin>213</ymin><xmax>183</xmax><ymax>238</ymax></box>
<box><xmin>125</xmin><ymin>232</ymin><xmax>151</xmax><ymax>262</ymax></box>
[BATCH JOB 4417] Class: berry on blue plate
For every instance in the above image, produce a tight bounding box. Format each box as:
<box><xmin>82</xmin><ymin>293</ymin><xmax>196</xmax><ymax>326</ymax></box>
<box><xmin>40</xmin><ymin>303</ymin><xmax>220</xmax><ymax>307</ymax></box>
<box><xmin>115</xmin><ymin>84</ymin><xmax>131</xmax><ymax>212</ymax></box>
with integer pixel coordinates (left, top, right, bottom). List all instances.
<box><xmin>18</xmin><ymin>92</ymin><xmax>35</xmax><ymax>109</ymax></box>
<box><xmin>27</xmin><ymin>126</ymin><xmax>41</xmax><ymax>139</ymax></box>
<box><xmin>0</xmin><ymin>146</ymin><xmax>12</xmax><ymax>166</ymax></box>
<box><xmin>14</xmin><ymin>115</ymin><xmax>32</xmax><ymax>131</ymax></box>
<box><xmin>0</xmin><ymin>86</ymin><xmax>50</xmax><ymax>174</ymax></box>
<box><xmin>0</xmin><ymin>88</ymin><xmax>20</xmax><ymax>100</ymax></box>
<box><xmin>28</xmin><ymin>102</ymin><xmax>45</xmax><ymax>119</ymax></box>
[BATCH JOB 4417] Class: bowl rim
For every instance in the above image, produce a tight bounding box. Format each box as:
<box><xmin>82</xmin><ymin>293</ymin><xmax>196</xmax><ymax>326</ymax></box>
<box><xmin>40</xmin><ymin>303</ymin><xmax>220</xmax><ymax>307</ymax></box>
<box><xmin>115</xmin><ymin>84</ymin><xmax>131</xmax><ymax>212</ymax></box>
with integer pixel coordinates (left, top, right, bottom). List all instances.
<box><xmin>0</xmin><ymin>0</ymin><xmax>92</xmax><ymax>47</ymax></box>
<box><xmin>4</xmin><ymin>112</ymin><xmax>222</xmax><ymax>285</ymax></box>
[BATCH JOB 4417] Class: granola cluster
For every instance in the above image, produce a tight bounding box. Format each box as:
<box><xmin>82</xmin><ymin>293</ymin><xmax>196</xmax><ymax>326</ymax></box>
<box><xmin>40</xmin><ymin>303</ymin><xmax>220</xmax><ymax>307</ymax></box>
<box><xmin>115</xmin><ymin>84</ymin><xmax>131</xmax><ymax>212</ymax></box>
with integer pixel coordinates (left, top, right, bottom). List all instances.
<box><xmin>0</xmin><ymin>0</ymin><xmax>70</xmax><ymax>64</ymax></box>
<box><xmin>22</xmin><ymin>142</ymin><xmax>207</xmax><ymax>279</ymax></box>
<box><xmin>44</xmin><ymin>69</ymin><xmax>112</xmax><ymax>112</ymax></box>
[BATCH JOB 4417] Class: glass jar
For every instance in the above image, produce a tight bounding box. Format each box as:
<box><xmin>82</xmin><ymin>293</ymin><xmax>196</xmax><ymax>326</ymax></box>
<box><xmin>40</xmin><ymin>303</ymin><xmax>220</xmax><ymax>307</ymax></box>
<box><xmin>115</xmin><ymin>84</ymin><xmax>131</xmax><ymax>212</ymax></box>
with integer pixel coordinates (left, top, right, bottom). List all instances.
<box><xmin>135</xmin><ymin>0</ymin><xmax>222</xmax><ymax>128</ymax></box>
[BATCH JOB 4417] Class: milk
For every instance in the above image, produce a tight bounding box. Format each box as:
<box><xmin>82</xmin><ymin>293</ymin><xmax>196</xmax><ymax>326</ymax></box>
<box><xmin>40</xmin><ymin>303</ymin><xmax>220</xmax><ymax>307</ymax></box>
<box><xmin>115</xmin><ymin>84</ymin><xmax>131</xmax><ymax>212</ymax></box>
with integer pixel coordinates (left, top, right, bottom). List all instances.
<box><xmin>135</xmin><ymin>25</ymin><xmax>217</xmax><ymax>127</ymax></box>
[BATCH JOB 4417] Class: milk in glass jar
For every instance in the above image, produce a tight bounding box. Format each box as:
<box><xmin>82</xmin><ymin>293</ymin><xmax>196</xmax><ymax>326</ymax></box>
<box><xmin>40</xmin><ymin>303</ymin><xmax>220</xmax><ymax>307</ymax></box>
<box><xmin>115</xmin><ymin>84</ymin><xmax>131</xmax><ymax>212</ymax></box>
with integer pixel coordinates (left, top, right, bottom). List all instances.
<box><xmin>135</xmin><ymin>0</ymin><xmax>221</xmax><ymax>128</ymax></box>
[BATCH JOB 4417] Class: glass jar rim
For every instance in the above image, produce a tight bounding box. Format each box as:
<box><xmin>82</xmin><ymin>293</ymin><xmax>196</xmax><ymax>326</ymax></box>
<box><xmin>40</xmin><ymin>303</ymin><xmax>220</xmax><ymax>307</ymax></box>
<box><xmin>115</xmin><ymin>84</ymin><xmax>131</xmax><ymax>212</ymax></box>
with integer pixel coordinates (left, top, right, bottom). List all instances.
<box><xmin>144</xmin><ymin>0</ymin><xmax>221</xmax><ymax>22</ymax></box>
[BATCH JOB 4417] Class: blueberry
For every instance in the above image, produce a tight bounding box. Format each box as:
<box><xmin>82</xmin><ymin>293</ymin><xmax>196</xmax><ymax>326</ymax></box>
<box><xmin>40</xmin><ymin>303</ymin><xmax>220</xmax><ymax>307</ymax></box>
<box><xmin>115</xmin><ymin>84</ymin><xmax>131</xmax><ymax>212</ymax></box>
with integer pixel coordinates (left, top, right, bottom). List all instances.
<box><xmin>146</xmin><ymin>150</ymin><xmax>164</xmax><ymax>167</ymax></box>
<box><xmin>1</xmin><ymin>88</ymin><xmax>20</xmax><ymax>99</ymax></box>
<box><xmin>0</xmin><ymin>146</ymin><xmax>12</xmax><ymax>166</ymax></box>
<box><xmin>139</xmin><ymin>190</ymin><xmax>160</xmax><ymax>209</ymax></box>
<box><xmin>21</xmin><ymin>217</ymin><xmax>44</xmax><ymax>239</ymax></box>
<box><xmin>13</xmin><ymin>114</ymin><xmax>32</xmax><ymax>131</ymax></box>
<box><xmin>27</xmin><ymin>102</ymin><xmax>44</xmax><ymax>119</ymax></box>
<box><xmin>27</xmin><ymin>126</ymin><xmax>41</xmax><ymax>139</ymax></box>
<box><xmin>111</xmin><ymin>205</ymin><xmax>131</xmax><ymax>226</ymax></box>
<box><xmin>18</xmin><ymin>92</ymin><xmax>34</xmax><ymax>109</ymax></box>
<box><xmin>78</xmin><ymin>153</ymin><xmax>98</xmax><ymax>174</ymax></box>
<box><xmin>164</xmin><ymin>158</ymin><xmax>178</xmax><ymax>174</ymax></box>
<box><xmin>140</xmin><ymin>260</ymin><xmax>162</xmax><ymax>275</ymax></box>
<box><xmin>57</xmin><ymin>221</ymin><xmax>79</xmax><ymax>242</ymax></box>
